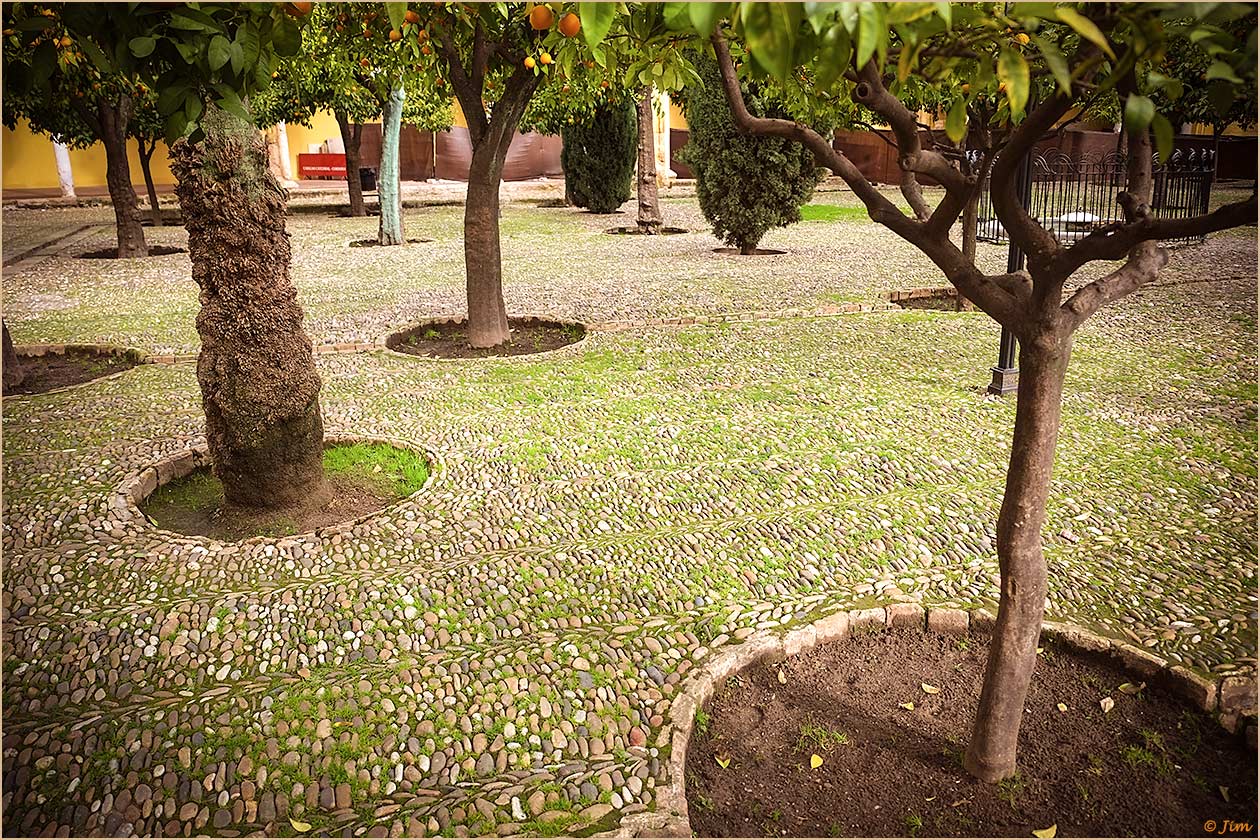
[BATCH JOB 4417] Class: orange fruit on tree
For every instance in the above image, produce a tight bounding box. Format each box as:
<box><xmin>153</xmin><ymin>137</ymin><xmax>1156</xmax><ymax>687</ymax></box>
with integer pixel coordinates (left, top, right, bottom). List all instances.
<box><xmin>58</xmin><ymin>35</ymin><xmax>72</xmax><ymax>47</ymax></box>
<box><xmin>961</xmin><ymin>83</ymin><xmax>970</xmax><ymax>93</ymax></box>
<box><xmin>1016</xmin><ymin>32</ymin><xmax>1030</xmax><ymax>45</ymax></box>
<box><xmin>404</xmin><ymin>9</ymin><xmax>420</xmax><ymax>24</ymax></box>
<box><xmin>361</xmin><ymin>58</ymin><xmax>371</xmax><ymax>67</ymax></box>
<box><xmin>529</xmin><ymin>4</ymin><xmax>554</xmax><ymax>30</ymax></box>
<box><xmin>558</xmin><ymin>12</ymin><xmax>580</xmax><ymax>37</ymax></box>
<box><xmin>389</xmin><ymin>28</ymin><xmax>401</xmax><ymax>41</ymax></box>
<box><xmin>524</xmin><ymin>55</ymin><xmax>536</xmax><ymax>69</ymax></box>
<box><xmin>539</xmin><ymin>51</ymin><xmax>552</xmax><ymax>65</ymax></box>
<box><xmin>285</xmin><ymin>1</ymin><xmax>312</xmax><ymax>15</ymax></box>
<box><xmin>421</xmin><ymin>44</ymin><xmax>432</xmax><ymax>55</ymax></box>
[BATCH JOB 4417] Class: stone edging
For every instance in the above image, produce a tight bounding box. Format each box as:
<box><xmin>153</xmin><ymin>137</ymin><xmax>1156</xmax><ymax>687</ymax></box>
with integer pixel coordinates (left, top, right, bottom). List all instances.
<box><xmin>375</xmin><ymin>315</ymin><xmax>591</xmax><ymax>362</ymax></box>
<box><xmin>111</xmin><ymin>433</ymin><xmax>444</xmax><ymax>550</ymax></box>
<box><xmin>602</xmin><ymin>603</ymin><xmax>1259</xmax><ymax>838</ymax></box>
<box><xmin>8</xmin><ymin>344</ymin><xmax>152</xmax><ymax>398</ymax></box>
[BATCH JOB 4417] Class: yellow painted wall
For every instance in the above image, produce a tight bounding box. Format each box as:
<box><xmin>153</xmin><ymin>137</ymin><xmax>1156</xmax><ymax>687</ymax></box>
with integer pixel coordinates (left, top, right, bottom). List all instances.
<box><xmin>3</xmin><ymin>118</ymin><xmax>175</xmax><ymax>191</ymax></box>
<box><xmin>670</xmin><ymin>100</ymin><xmax>687</xmax><ymax>131</ymax></box>
<box><xmin>284</xmin><ymin>111</ymin><xmax>345</xmax><ymax>176</ymax></box>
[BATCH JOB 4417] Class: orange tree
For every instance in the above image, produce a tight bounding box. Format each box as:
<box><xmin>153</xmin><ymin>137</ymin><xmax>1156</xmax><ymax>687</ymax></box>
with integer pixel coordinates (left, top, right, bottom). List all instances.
<box><xmin>2</xmin><ymin>4</ymin><xmax>157</xmax><ymax>257</ymax></box>
<box><xmin>669</xmin><ymin>1</ymin><xmax>1257</xmax><ymax>782</ymax></box>
<box><xmin>402</xmin><ymin>1</ymin><xmax>678</xmax><ymax>347</ymax></box>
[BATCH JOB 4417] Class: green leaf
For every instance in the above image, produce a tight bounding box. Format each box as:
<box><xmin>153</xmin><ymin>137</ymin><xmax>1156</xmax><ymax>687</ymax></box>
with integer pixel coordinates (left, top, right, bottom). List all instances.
<box><xmin>129</xmin><ymin>36</ymin><xmax>157</xmax><ymax>58</ymax></box>
<box><xmin>814</xmin><ymin>23</ymin><xmax>851</xmax><ymax>87</ymax></box>
<box><xmin>663</xmin><ymin>3</ymin><xmax>692</xmax><ymax>31</ymax></box>
<box><xmin>164</xmin><ymin>109</ymin><xmax>190</xmax><ymax>146</ymax></box>
<box><xmin>740</xmin><ymin>1</ymin><xmax>800</xmax><ymax>80</ymax></box>
<box><xmin>1151</xmin><ymin>113</ymin><xmax>1173</xmax><ymax>163</ymax></box>
<box><xmin>1055</xmin><ymin>7</ymin><xmax>1115</xmax><ymax>60</ymax></box>
<box><xmin>157</xmin><ymin>84</ymin><xmax>190</xmax><ymax>116</ymax></box>
<box><xmin>385</xmin><ymin>2</ymin><xmax>406</xmax><ymax>32</ymax></box>
<box><xmin>1030</xmin><ymin>33</ymin><xmax>1070</xmax><ymax>94</ymax></box>
<box><xmin>169</xmin><ymin>7</ymin><xmax>225</xmax><ymax>32</ymax></box>
<box><xmin>184</xmin><ymin>94</ymin><xmax>204</xmax><ymax>123</ymax></box>
<box><xmin>997</xmin><ymin>48</ymin><xmax>1030</xmax><ymax>116</ymax></box>
<box><xmin>1205</xmin><ymin>60</ymin><xmax>1243</xmax><ymax>84</ymax></box>
<box><xmin>16</xmin><ymin>16</ymin><xmax>53</xmax><ymax>32</ymax></box>
<box><xmin>854</xmin><ymin>2</ymin><xmax>885</xmax><ymax>69</ymax></box>
<box><xmin>1206</xmin><ymin>80</ymin><xmax>1235</xmax><ymax>120</ymax></box>
<box><xmin>208</xmin><ymin>35</ymin><xmax>231</xmax><ymax>71</ymax></box>
<box><xmin>579</xmin><ymin>2</ymin><xmax>616</xmax><ymax>48</ymax></box>
<box><xmin>933</xmin><ymin>2</ymin><xmax>951</xmax><ymax>29</ymax></box>
<box><xmin>229</xmin><ymin>40</ymin><xmax>245</xmax><ymax>75</ymax></box>
<box><xmin>272</xmin><ymin>15</ymin><xmax>300</xmax><ymax>57</ymax></box>
<box><xmin>78</xmin><ymin>36</ymin><xmax>113</xmax><ymax>73</ymax></box>
<box><xmin>216</xmin><ymin>93</ymin><xmax>253</xmax><ymax>123</ymax></box>
<box><xmin>945</xmin><ymin>98</ymin><xmax>966</xmax><ymax>143</ymax></box>
<box><xmin>1122</xmin><ymin>93</ymin><xmax>1154</xmax><ymax>134</ymax></box>
<box><xmin>689</xmin><ymin>2</ymin><xmax>724</xmax><ymax>36</ymax></box>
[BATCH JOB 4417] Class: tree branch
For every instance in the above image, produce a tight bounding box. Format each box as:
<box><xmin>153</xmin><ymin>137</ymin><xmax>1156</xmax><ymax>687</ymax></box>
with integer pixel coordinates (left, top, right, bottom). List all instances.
<box><xmin>436</xmin><ymin>34</ymin><xmax>487</xmax><ymax>144</ymax></box>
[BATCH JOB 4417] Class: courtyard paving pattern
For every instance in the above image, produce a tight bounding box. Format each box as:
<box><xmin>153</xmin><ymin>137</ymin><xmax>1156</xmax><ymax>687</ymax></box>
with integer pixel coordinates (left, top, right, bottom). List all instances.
<box><xmin>2</xmin><ymin>191</ymin><xmax>1256</xmax><ymax>836</ymax></box>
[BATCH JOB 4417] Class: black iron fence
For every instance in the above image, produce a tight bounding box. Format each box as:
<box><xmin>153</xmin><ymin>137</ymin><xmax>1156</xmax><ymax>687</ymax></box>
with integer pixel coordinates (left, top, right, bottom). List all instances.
<box><xmin>973</xmin><ymin>148</ymin><xmax>1215</xmax><ymax>247</ymax></box>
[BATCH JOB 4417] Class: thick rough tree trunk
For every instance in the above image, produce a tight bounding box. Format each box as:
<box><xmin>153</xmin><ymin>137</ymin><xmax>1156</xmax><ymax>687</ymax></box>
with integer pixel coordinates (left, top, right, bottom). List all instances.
<box><xmin>377</xmin><ymin>85</ymin><xmax>405</xmax><ymax>246</ymax></box>
<box><xmin>636</xmin><ymin>87</ymin><xmax>663</xmax><ymax>234</ymax></box>
<box><xmin>336</xmin><ymin>111</ymin><xmax>366</xmax><ymax>218</ymax></box>
<box><xmin>465</xmin><ymin>143</ymin><xmax>511</xmax><ymax>348</ymax></box>
<box><xmin>138</xmin><ymin>141</ymin><xmax>163</xmax><ymax>227</ymax></box>
<box><xmin>170</xmin><ymin>104</ymin><xmax>330</xmax><ymax>511</ymax></box>
<box><xmin>963</xmin><ymin>332</ymin><xmax>1071</xmax><ymax>782</ymax></box>
<box><xmin>98</xmin><ymin>99</ymin><xmax>147</xmax><ymax>258</ymax></box>
<box><xmin>3</xmin><ymin>320</ymin><xmax>25</xmax><ymax>390</ymax></box>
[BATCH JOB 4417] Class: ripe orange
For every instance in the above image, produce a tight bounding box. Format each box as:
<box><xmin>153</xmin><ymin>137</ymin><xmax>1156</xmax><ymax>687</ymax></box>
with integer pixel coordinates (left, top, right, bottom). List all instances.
<box><xmin>285</xmin><ymin>1</ymin><xmax>312</xmax><ymax>15</ymax></box>
<box><xmin>421</xmin><ymin>44</ymin><xmax>432</xmax><ymax>55</ymax></box>
<box><xmin>558</xmin><ymin>12</ymin><xmax>580</xmax><ymax>37</ymax></box>
<box><xmin>539</xmin><ymin>51</ymin><xmax>552</xmax><ymax>65</ymax></box>
<box><xmin>961</xmin><ymin>83</ymin><xmax>970</xmax><ymax>93</ymax></box>
<box><xmin>524</xmin><ymin>55</ymin><xmax>537</xmax><ymax>69</ymax></box>
<box><xmin>58</xmin><ymin>35</ymin><xmax>72</xmax><ymax>47</ymax></box>
<box><xmin>361</xmin><ymin>58</ymin><xmax>371</xmax><ymax>67</ymax></box>
<box><xmin>1016</xmin><ymin>32</ymin><xmax>1030</xmax><ymax>45</ymax></box>
<box><xmin>404</xmin><ymin>9</ymin><xmax>420</xmax><ymax>24</ymax></box>
<box><xmin>389</xmin><ymin>28</ymin><xmax>401</xmax><ymax>41</ymax></box>
<box><xmin>529</xmin><ymin>4</ymin><xmax>554</xmax><ymax>30</ymax></box>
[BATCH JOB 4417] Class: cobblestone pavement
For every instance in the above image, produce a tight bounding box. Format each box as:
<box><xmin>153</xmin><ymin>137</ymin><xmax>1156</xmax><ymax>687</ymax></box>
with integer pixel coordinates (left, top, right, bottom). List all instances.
<box><xmin>2</xmin><ymin>194</ymin><xmax>1256</xmax><ymax>837</ymax></box>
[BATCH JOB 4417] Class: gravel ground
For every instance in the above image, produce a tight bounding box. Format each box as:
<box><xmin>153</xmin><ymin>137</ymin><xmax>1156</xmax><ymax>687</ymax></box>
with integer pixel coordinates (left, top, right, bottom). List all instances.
<box><xmin>1</xmin><ymin>188</ymin><xmax>1256</xmax><ymax>838</ymax></box>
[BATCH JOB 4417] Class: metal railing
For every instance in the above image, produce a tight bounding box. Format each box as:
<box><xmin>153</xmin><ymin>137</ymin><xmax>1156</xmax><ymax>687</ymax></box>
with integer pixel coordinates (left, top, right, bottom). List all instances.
<box><xmin>973</xmin><ymin>148</ymin><xmax>1215</xmax><ymax>247</ymax></box>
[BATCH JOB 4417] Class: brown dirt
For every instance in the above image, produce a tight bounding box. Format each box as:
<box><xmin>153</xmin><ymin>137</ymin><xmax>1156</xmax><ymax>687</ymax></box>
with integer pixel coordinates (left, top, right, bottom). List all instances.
<box><xmin>3</xmin><ymin>349</ymin><xmax>140</xmax><ymax>396</ymax></box>
<box><xmin>387</xmin><ymin>317</ymin><xmax>585</xmax><ymax>359</ymax></box>
<box><xmin>686</xmin><ymin>626</ymin><xmax>1257</xmax><ymax>838</ymax></box>
<box><xmin>78</xmin><ymin>245</ymin><xmax>186</xmax><ymax>259</ymax></box>
<box><xmin>348</xmin><ymin>238</ymin><xmax>433</xmax><ymax>247</ymax></box>
<box><xmin>140</xmin><ymin>470</ymin><xmax>398</xmax><ymax>541</ymax></box>
<box><xmin>605</xmin><ymin>226</ymin><xmax>690</xmax><ymax>235</ymax></box>
<box><xmin>713</xmin><ymin>247</ymin><xmax>787</xmax><ymax>256</ymax></box>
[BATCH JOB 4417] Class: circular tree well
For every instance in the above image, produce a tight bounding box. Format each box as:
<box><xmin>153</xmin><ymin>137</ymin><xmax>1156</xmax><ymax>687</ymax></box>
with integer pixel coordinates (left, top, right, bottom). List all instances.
<box><xmin>385</xmin><ymin>316</ymin><xmax>586</xmax><ymax>360</ymax></box>
<box><xmin>132</xmin><ymin>438</ymin><xmax>434</xmax><ymax>542</ymax></box>
<box><xmin>683</xmin><ymin>622</ymin><xmax>1256</xmax><ymax>838</ymax></box>
<box><xmin>4</xmin><ymin>345</ymin><xmax>147</xmax><ymax>396</ymax></box>
<box><xmin>78</xmin><ymin>245</ymin><xmax>186</xmax><ymax>259</ymax></box>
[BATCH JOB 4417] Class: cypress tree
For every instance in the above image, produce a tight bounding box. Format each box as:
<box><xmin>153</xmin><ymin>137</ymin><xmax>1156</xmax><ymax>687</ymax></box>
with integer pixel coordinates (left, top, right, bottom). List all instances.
<box><xmin>561</xmin><ymin>96</ymin><xmax>637</xmax><ymax>214</ymax></box>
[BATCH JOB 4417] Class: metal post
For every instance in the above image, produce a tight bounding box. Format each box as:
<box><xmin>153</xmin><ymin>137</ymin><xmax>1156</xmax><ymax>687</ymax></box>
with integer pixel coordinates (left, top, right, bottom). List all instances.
<box><xmin>987</xmin><ymin>148</ymin><xmax>1034</xmax><ymax>395</ymax></box>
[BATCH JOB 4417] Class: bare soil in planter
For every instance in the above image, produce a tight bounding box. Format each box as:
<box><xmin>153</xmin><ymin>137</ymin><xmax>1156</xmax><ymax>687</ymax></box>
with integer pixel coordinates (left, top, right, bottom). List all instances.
<box><xmin>140</xmin><ymin>442</ymin><xmax>429</xmax><ymax>541</ymax></box>
<box><xmin>713</xmin><ymin>247</ymin><xmax>787</xmax><ymax>256</ymax></box>
<box><xmin>605</xmin><ymin>226</ymin><xmax>690</xmax><ymax>235</ymax></box>
<box><xmin>4</xmin><ymin>349</ymin><xmax>140</xmax><ymax>396</ymax></box>
<box><xmin>686</xmin><ymin>626</ymin><xmax>1256</xmax><ymax>838</ymax></box>
<box><xmin>348</xmin><ymin>238</ymin><xmax>433</xmax><ymax>247</ymax></box>
<box><xmin>78</xmin><ymin>245</ymin><xmax>186</xmax><ymax>259</ymax></box>
<box><xmin>388</xmin><ymin>317</ymin><xmax>585</xmax><ymax>359</ymax></box>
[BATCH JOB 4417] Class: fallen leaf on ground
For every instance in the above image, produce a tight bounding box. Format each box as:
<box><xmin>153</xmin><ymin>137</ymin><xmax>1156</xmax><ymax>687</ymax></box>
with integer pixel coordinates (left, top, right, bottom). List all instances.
<box><xmin>1032</xmin><ymin>824</ymin><xmax>1057</xmax><ymax>838</ymax></box>
<box><xmin>810</xmin><ymin>754</ymin><xmax>823</xmax><ymax>769</ymax></box>
<box><xmin>1056</xmin><ymin>702</ymin><xmax>1068</xmax><ymax>713</ymax></box>
<box><xmin>777</xmin><ymin>669</ymin><xmax>787</xmax><ymax>684</ymax></box>
<box><xmin>921</xmin><ymin>683</ymin><xmax>940</xmax><ymax>695</ymax></box>
<box><xmin>1220</xmin><ymin>785</ymin><xmax>1230</xmax><ymax>802</ymax></box>
<box><xmin>715</xmin><ymin>752</ymin><xmax>731</xmax><ymax>769</ymax></box>
<box><xmin>1118</xmin><ymin>682</ymin><xmax>1145</xmax><ymax>695</ymax></box>
<box><xmin>1036</xmin><ymin>647</ymin><xmax>1044</xmax><ymax>655</ymax></box>
<box><xmin>1099</xmin><ymin>697</ymin><xmax>1115</xmax><ymax>713</ymax></box>
<box><xmin>290</xmin><ymin>819</ymin><xmax>312</xmax><ymax>833</ymax></box>
<box><xmin>899</xmin><ymin>701</ymin><xmax>915</xmax><ymax>710</ymax></box>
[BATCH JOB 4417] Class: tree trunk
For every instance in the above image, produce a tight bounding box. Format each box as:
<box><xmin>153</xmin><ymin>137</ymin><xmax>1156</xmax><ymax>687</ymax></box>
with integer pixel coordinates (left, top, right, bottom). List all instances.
<box><xmin>336</xmin><ymin>111</ymin><xmax>366</xmax><ymax>217</ymax></box>
<box><xmin>377</xmin><ymin>84</ymin><xmax>405</xmax><ymax>245</ymax></box>
<box><xmin>964</xmin><ymin>331</ymin><xmax>1072</xmax><ymax>782</ymax></box>
<box><xmin>138</xmin><ymin>141</ymin><xmax>163</xmax><ymax>227</ymax></box>
<box><xmin>961</xmin><ymin>192</ymin><xmax>978</xmax><ymax>264</ymax></box>
<box><xmin>636</xmin><ymin>86</ymin><xmax>663</xmax><ymax>235</ymax></box>
<box><xmin>170</xmin><ymin>104</ymin><xmax>330</xmax><ymax>512</ymax></box>
<box><xmin>98</xmin><ymin>99</ymin><xmax>147</xmax><ymax>258</ymax></box>
<box><xmin>465</xmin><ymin>143</ymin><xmax>511</xmax><ymax>347</ymax></box>
<box><xmin>3</xmin><ymin>320</ymin><xmax>25</xmax><ymax>391</ymax></box>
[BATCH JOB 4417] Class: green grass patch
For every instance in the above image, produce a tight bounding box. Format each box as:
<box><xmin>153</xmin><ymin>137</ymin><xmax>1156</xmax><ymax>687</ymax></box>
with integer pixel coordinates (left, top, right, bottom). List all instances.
<box><xmin>799</xmin><ymin>204</ymin><xmax>869</xmax><ymax>222</ymax></box>
<box><xmin>322</xmin><ymin>442</ymin><xmax>430</xmax><ymax>496</ymax></box>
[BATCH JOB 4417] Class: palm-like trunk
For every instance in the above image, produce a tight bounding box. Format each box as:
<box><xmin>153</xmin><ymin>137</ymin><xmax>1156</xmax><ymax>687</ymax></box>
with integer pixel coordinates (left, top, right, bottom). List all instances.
<box><xmin>3</xmin><ymin>320</ymin><xmax>25</xmax><ymax>390</ymax></box>
<box><xmin>170</xmin><ymin>104</ymin><xmax>329</xmax><ymax>511</ymax></box>
<box><xmin>963</xmin><ymin>334</ymin><xmax>1071</xmax><ymax>781</ymax></box>
<box><xmin>636</xmin><ymin>86</ymin><xmax>663</xmax><ymax>235</ymax></box>
<box><xmin>336</xmin><ymin>111</ymin><xmax>366</xmax><ymax>218</ymax></box>
<box><xmin>377</xmin><ymin>85</ymin><xmax>405</xmax><ymax>245</ymax></box>
<box><xmin>138</xmin><ymin>138</ymin><xmax>163</xmax><ymax>227</ymax></box>
<box><xmin>97</xmin><ymin>98</ymin><xmax>147</xmax><ymax>258</ymax></box>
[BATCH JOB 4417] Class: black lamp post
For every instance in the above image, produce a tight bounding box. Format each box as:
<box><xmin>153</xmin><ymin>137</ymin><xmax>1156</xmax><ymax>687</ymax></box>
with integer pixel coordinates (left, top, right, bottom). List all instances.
<box><xmin>987</xmin><ymin>147</ymin><xmax>1034</xmax><ymax>396</ymax></box>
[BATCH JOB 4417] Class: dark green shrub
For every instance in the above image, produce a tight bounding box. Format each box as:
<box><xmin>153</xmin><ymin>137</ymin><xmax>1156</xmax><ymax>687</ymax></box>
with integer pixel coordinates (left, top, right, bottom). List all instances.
<box><xmin>679</xmin><ymin>55</ymin><xmax>824</xmax><ymax>254</ymax></box>
<box><xmin>561</xmin><ymin>97</ymin><xmax>637</xmax><ymax>213</ymax></box>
